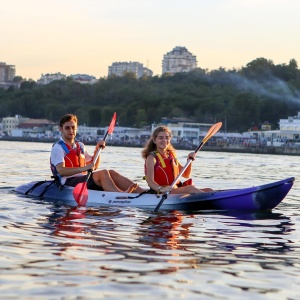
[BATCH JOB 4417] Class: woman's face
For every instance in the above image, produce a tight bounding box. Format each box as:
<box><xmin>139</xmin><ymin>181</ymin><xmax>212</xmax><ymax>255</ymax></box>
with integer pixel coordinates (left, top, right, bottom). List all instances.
<box><xmin>154</xmin><ymin>131</ymin><xmax>172</xmax><ymax>150</ymax></box>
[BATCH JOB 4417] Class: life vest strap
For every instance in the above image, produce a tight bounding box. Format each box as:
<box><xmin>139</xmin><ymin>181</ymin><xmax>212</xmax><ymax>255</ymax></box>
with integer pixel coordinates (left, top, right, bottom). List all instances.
<box><xmin>155</xmin><ymin>152</ymin><xmax>166</xmax><ymax>168</ymax></box>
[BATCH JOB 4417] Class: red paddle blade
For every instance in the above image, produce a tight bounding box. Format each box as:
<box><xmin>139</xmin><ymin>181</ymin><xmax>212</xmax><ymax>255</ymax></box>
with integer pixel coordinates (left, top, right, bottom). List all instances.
<box><xmin>73</xmin><ymin>182</ymin><xmax>88</xmax><ymax>206</ymax></box>
<box><xmin>107</xmin><ymin>112</ymin><xmax>117</xmax><ymax>134</ymax></box>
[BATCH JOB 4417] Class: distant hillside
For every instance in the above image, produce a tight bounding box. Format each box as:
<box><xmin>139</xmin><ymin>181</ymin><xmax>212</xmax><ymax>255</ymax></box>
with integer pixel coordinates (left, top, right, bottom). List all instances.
<box><xmin>1</xmin><ymin>57</ymin><xmax>300</xmax><ymax>132</ymax></box>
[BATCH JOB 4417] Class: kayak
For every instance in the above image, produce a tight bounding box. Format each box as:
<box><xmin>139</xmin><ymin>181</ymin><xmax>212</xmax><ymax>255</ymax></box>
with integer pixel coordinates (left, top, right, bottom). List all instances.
<box><xmin>14</xmin><ymin>177</ymin><xmax>295</xmax><ymax>211</ymax></box>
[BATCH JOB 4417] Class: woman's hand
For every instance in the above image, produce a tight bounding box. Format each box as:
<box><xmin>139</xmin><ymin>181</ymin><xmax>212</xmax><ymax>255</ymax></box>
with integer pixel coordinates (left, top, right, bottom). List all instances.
<box><xmin>187</xmin><ymin>151</ymin><xmax>196</xmax><ymax>161</ymax></box>
<box><xmin>160</xmin><ymin>186</ymin><xmax>173</xmax><ymax>193</ymax></box>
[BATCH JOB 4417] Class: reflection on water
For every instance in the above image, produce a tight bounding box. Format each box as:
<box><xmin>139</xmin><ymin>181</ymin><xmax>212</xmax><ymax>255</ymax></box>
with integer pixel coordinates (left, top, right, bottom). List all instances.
<box><xmin>1</xmin><ymin>141</ymin><xmax>300</xmax><ymax>299</ymax></box>
<box><xmin>140</xmin><ymin>211</ymin><xmax>193</xmax><ymax>250</ymax></box>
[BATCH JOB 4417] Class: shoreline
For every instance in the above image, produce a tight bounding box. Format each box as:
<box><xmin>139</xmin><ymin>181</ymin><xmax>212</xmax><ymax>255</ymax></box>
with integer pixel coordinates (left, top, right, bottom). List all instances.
<box><xmin>1</xmin><ymin>136</ymin><xmax>300</xmax><ymax>156</ymax></box>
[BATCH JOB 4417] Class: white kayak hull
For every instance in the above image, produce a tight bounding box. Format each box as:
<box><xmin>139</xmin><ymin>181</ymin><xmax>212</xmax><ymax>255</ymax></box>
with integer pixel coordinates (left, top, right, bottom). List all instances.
<box><xmin>14</xmin><ymin>177</ymin><xmax>295</xmax><ymax>211</ymax></box>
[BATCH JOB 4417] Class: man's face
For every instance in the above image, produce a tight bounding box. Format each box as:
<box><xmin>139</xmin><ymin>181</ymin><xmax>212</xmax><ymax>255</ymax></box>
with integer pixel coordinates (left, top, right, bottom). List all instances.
<box><xmin>60</xmin><ymin>120</ymin><xmax>77</xmax><ymax>141</ymax></box>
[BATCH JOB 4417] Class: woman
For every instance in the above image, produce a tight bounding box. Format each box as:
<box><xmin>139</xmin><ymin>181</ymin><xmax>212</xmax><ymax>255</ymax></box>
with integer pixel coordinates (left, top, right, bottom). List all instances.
<box><xmin>142</xmin><ymin>125</ymin><xmax>211</xmax><ymax>194</ymax></box>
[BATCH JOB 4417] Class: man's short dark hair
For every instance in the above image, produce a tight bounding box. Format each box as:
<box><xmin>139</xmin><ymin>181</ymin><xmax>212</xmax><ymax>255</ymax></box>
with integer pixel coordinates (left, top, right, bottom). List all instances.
<box><xmin>59</xmin><ymin>114</ymin><xmax>78</xmax><ymax>127</ymax></box>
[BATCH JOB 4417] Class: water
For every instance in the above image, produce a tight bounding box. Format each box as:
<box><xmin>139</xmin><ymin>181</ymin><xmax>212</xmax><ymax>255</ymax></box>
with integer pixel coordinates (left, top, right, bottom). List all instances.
<box><xmin>0</xmin><ymin>140</ymin><xmax>300</xmax><ymax>299</ymax></box>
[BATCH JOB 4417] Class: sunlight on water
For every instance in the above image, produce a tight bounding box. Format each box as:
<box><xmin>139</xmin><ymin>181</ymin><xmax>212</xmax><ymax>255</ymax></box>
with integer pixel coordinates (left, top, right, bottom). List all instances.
<box><xmin>0</xmin><ymin>141</ymin><xmax>300</xmax><ymax>299</ymax></box>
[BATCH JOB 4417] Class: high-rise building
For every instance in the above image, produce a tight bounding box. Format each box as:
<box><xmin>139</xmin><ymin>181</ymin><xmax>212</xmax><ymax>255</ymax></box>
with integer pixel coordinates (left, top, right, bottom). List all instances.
<box><xmin>162</xmin><ymin>46</ymin><xmax>197</xmax><ymax>75</ymax></box>
<box><xmin>0</xmin><ymin>62</ymin><xmax>16</xmax><ymax>82</ymax></box>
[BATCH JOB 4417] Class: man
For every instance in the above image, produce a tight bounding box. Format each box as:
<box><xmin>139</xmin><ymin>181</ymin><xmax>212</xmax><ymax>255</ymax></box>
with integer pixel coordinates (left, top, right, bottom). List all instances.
<box><xmin>50</xmin><ymin>113</ymin><xmax>143</xmax><ymax>193</ymax></box>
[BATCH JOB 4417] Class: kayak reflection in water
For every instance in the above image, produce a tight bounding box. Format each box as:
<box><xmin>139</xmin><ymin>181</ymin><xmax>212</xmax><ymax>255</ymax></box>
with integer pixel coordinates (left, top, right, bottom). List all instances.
<box><xmin>140</xmin><ymin>211</ymin><xmax>195</xmax><ymax>250</ymax></box>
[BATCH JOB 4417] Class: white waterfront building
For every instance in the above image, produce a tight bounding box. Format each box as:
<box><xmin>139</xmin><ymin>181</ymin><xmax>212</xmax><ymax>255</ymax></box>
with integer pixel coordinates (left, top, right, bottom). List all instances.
<box><xmin>152</xmin><ymin>122</ymin><xmax>201</xmax><ymax>144</ymax></box>
<box><xmin>76</xmin><ymin>125</ymin><xmax>145</xmax><ymax>143</ymax></box>
<box><xmin>244</xmin><ymin>112</ymin><xmax>300</xmax><ymax>146</ymax></box>
<box><xmin>2</xmin><ymin>115</ymin><xmax>29</xmax><ymax>134</ymax></box>
<box><xmin>4</xmin><ymin>113</ymin><xmax>300</xmax><ymax>147</ymax></box>
<box><xmin>162</xmin><ymin>46</ymin><xmax>197</xmax><ymax>75</ymax></box>
<box><xmin>279</xmin><ymin>112</ymin><xmax>300</xmax><ymax>140</ymax></box>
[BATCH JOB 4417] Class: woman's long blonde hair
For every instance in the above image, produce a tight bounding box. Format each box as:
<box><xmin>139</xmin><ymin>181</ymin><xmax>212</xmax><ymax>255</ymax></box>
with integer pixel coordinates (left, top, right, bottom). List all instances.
<box><xmin>141</xmin><ymin>125</ymin><xmax>175</xmax><ymax>159</ymax></box>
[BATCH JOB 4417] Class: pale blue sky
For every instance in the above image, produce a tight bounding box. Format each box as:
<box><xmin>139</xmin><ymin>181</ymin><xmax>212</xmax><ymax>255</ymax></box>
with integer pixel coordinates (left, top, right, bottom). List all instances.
<box><xmin>2</xmin><ymin>0</ymin><xmax>299</xmax><ymax>80</ymax></box>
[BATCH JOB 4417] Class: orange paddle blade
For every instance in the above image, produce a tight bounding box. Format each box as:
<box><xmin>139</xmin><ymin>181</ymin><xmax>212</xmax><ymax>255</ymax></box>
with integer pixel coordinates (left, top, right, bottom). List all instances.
<box><xmin>202</xmin><ymin>122</ymin><xmax>222</xmax><ymax>143</ymax></box>
<box><xmin>73</xmin><ymin>182</ymin><xmax>88</xmax><ymax>206</ymax></box>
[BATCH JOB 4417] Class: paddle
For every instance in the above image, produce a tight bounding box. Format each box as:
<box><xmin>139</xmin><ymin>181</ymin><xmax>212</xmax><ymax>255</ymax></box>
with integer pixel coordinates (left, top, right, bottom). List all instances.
<box><xmin>73</xmin><ymin>112</ymin><xmax>117</xmax><ymax>206</ymax></box>
<box><xmin>154</xmin><ymin>122</ymin><xmax>222</xmax><ymax>212</ymax></box>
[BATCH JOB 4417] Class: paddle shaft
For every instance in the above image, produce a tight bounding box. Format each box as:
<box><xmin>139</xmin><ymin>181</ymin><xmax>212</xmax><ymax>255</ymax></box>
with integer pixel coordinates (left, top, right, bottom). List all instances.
<box><xmin>154</xmin><ymin>122</ymin><xmax>222</xmax><ymax>212</ymax></box>
<box><xmin>92</xmin><ymin>131</ymin><xmax>109</xmax><ymax>165</ymax></box>
<box><xmin>74</xmin><ymin>112</ymin><xmax>117</xmax><ymax>205</ymax></box>
<box><xmin>82</xmin><ymin>130</ymin><xmax>109</xmax><ymax>184</ymax></box>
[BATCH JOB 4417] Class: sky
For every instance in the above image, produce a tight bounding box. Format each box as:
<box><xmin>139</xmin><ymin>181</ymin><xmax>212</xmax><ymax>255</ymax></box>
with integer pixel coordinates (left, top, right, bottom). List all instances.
<box><xmin>1</xmin><ymin>0</ymin><xmax>300</xmax><ymax>81</ymax></box>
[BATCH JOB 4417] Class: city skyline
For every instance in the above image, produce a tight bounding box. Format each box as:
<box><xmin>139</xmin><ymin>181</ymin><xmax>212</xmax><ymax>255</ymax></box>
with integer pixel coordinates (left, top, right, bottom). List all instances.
<box><xmin>2</xmin><ymin>0</ymin><xmax>300</xmax><ymax>81</ymax></box>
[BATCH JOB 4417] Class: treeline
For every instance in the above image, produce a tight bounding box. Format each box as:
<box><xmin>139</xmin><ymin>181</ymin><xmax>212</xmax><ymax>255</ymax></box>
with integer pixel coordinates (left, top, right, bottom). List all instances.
<box><xmin>1</xmin><ymin>57</ymin><xmax>300</xmax><ymax>132</ymax></box>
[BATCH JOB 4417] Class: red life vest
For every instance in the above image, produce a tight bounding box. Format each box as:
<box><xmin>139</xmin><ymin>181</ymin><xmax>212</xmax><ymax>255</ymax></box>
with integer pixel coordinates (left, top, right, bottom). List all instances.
<box><xmin>50</xmin><ymin>140</ymin><xmax>86</xmax><ymax>181</ymax></box>
<box><xmin>146</xmin><ymin>151</ymin><xmax>180</xmax><ymax>186</ymax></box>
<box><xmin>63</xmin><ymin>141</ymin><xmax>85</xmax><ymax>167</ymax></box>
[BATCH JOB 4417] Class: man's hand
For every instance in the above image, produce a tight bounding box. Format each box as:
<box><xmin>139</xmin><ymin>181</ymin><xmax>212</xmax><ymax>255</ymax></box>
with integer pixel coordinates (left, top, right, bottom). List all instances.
<box><xmin>96</xmin><ymin>140</ymin><xmax>106</xmax><ymax>151</ymax></box>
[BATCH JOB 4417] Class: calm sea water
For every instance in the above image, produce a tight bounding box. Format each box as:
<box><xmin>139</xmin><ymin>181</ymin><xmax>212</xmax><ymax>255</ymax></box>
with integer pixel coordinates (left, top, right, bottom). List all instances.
<box><xmin>0</xmin><ymin>140</ymin><xmax>300</xmax><ymax>299</ymax></box>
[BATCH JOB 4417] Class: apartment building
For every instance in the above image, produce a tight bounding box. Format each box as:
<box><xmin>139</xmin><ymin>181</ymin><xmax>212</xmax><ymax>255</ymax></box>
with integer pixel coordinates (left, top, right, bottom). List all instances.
<box><xmin>37</xmin><ymin>72</ymin><xmax>66</xmax><ymax>85</ymax></box>
<box><xmin>69</xmin><ymin>74</ymin><xmax>98</xmax><ymax>84</ymax></box>
<box><xmin>108</xmin><ymin>62</ymin><xmax>152</xmax><ymax>78</ymax></box>
<box><xmin>0</xmin><ymin>62</ymin><xmax>16</xmax><ymax>82</ymax></box>
<box><xmin>162</xmin><ymin>46</ymin><xmax>197</xmax><ymax>75</ymax></box>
